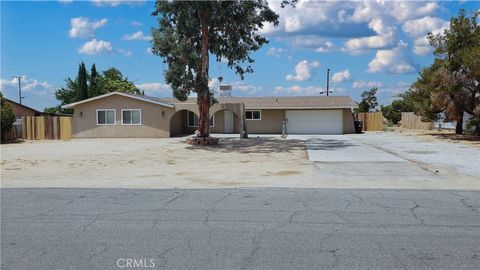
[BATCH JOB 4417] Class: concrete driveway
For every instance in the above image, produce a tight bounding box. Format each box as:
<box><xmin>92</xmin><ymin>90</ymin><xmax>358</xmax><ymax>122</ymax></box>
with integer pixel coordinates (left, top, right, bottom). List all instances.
<box><xmin>301</xmin><ymin>135</ymin><xmax>404</xmax><ymax>162</ymax></box>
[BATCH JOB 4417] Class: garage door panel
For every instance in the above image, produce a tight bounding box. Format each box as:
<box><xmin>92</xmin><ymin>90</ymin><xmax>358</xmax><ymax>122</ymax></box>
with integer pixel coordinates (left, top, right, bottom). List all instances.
<box><xmin>286</xmin><ymin>110</ymin><xmax>343</xmax><ymax>134</ymax></box>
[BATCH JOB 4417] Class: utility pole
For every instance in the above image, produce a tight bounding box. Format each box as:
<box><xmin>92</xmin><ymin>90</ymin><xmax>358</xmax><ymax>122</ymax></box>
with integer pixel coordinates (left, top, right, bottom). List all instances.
<box><xmin>320</xmin><ymin>68</ymin><xmax>333</xmax><ymax>96</ymax></box>
<box><xmin>12</xmin><ymin>76</ymin><xmax>24</xmax><ymax>104</ymax></box>
<box><xmin>326</xmin><ymin>68</ymin><xmax>330</xmax><ymax>96</ymax></box>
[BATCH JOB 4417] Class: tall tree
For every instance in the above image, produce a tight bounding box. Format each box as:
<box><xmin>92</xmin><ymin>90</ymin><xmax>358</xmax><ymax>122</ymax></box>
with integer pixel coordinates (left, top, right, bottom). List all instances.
<box><xmin>89</xmin><ymin>63</ymin><xmax>99</xmax><ymax>97</ymax></box>
<box><xmin>358</xmin><ymin>87</ymin><xmax>379</xmax><ymax>113</ymax></box>
<box><xmin>44</xmin><ymin>64</ymin><xmax>139</xmax><ymax>114</ymax></box>
<box><xmin>426</xmin><ymin>9</ymin><xmax>480</xmax><ymax>134</ymax></box>
<box><xmin>151</xmin><ymin>0</ymin><xmax>280</xmax><ymax>138</ymax></box>
<box><xmin>77</xmin><ymin>62</ymin><xmax>89</xmax><ymax>101</ymax></box>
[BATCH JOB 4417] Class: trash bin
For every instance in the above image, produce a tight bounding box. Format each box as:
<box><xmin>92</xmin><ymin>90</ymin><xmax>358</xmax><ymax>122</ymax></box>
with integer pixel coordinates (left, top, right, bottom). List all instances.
<box><xmin>354</xmin><ymin>120</ymin><xmax>363</xmax><ymax>133</ymax></box>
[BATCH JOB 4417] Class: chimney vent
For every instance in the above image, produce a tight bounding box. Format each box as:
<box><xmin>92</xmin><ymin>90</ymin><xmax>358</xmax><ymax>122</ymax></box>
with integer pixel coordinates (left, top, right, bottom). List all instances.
<box><xmin>219</xmin><ymin>85</ymin><xmax>232</xmax><ymax>97</ymax></box>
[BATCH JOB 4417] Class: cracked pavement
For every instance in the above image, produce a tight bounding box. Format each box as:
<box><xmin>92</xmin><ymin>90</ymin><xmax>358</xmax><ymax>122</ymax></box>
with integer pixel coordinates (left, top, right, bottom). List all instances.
<box><xmin>2</xmin><ymin>188</ymin><xmax>479</xmax><ymax>269</ymax></box>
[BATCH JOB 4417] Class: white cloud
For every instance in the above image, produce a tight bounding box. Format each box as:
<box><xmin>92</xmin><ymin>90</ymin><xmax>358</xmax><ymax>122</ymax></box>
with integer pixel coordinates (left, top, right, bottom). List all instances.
<box><xmin>331</xmin><ymin>69</ymin><xmax>351</xmax><ymax>83</ymax></box>
<box><xmin>402</xmin><ymin>16</ymin><xmax>448</xmax><ymax>55</ymax></box>
<box><xmin>91</xmin><ymin>0</ymin><xmax>145</xmax><ymax>7</ymax></box>
<box><xmin>58</xmin><ymin>0</ymin><xmax>73</xmax><ymax>4</ymax></box>
<box><xmin>145</xmin><ymin>47</ymin><xmax>153</xmax><ymax>55</ymax></box>
<box><xmin>1</xmin><ymin>76</ymin><xmax>53</xmax><ymax>96</ymax></box>
<box><xmin>69</xmin><ymin>17</ymin><xmax>107</xmax><ymax>39</ymax></box>
<box><xmin>78</xmin><ymin>39</ymin><xmax>113</xmax><ymax>55</ymax></box>
<box><xmin>343</xmin><ymin>18</ymin><xmax>396</xmax><ymax>53</ymax></box>
<box><xmin>286</xmin><ymin>60</ymin><xmax>320</xmax><ymax>82</ymax></box>
<box><xmin>122</xmin><ymin>31</ymin><xmax>151</xmax><ymax>41</ymax></box>
<box><xmin>266</xmin><ymin>47</ymin><xmax>285</xmax><ymax>57</ymax></box>
<box><xmin>136</xmin><ymin>82</ymin><xmax>171</xmax><ymax>95</ymax></box>
<box><xmin>352</xmin><ymin>80</ymin><xmax>384</xmax><ymax>89</ymax></box>
<box><xmin>367</xmin><ymin>41</ymin><xmax>417</xmax><ymax>74</ymax></box>
<box><xmin>316</xmin><ymin>41</ymin><xmax>333</xmax><ymax>53</ymax></box>
<box><xmin>274</xmin><ymin>85</ymin><xmax>346</xmax><ymax>96</ymax></box>
<box><xmin>130</xmin><ymin>21</ymin><xmax>143</xmax><ymax>27</ymax></box>
<box><xmin>403</xmin><ymin>16</ymin><xmax>447</xmax><ymax>37</ymax></box>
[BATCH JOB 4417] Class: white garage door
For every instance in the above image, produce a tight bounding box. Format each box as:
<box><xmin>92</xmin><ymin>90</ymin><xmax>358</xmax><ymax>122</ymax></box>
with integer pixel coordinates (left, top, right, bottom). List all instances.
<box><xmin>286</xmin><ymin>110</ymin><xmax>343</xmax><ymax>134</ymax></box>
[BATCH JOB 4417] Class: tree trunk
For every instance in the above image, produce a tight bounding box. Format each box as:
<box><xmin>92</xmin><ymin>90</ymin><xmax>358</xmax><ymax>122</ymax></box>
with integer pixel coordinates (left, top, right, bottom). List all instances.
<box><xmin>197</xmin><ymin>93</ymin><xmax>210</xmax><ymax>138</ymax></box>
<box><xmin>455</xmin><ymin>111</ymin><xmax>463</xmax><ymax>135</ymax></box>
<box><xmin>474</xmin><ymin>124</ymin><xmax>480</xmax><ymax>137</ymax></box>
<box><xmin>197</xmin><ymin>7</ymin><xmax>211</xmax><ymax>138</ymax></box>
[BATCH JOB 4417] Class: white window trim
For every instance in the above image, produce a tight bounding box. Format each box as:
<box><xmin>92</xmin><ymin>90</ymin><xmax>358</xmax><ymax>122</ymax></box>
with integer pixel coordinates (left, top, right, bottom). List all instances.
<box><xmin>96</xmin><ymin>109</ymin><xmax>116</xmax><ymax>126</ymax></box>
<box><xmin>246</xmin><ymin>110</ymin><xmax>262</xmax><ymax>121</ymax></box>
<box><xmin>121</xmin><ymin>109</ymin><xmax>142</xmax><ymax>126</ymax></box>
<box><xmin>187</xmin><ymin>111</ymin><xmax>215</xmax><ymax>127</ymax></box>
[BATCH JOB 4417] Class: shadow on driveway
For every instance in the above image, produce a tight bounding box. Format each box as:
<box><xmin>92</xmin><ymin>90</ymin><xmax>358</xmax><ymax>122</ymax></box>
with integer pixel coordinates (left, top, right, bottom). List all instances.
<box><xmin>185</xmin><ymin>137</ymin><xmax>306</xmax><ymax>154</ymax></box>
<box><xmin>306</xmin><ymin>138</ymin><xmax>357</xmax><ymax>151</ymax></box>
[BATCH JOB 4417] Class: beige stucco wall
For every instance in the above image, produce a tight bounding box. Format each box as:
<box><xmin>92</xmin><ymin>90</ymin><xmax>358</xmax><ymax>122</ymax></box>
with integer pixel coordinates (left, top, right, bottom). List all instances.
<box><xmin>245</xmin><ymin>109</ymin><xmax>284</xmax><ymax>134</ymax></box>
<box><xmin>72</xmin><ymin>95</ymin><xmax>175</xmax><ymax>138</ymax></box>
<box><xmin>343</xmin><ymin>108</ymin><xmax>355</xmax><ymax>134</ymax></box>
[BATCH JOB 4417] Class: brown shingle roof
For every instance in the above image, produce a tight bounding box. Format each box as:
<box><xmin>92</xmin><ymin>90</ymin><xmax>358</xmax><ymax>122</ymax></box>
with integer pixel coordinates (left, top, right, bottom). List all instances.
<box><xmin>156</xmin><ymin>96</ymin><xmax>358</xmax><ymax>109</ymax></box>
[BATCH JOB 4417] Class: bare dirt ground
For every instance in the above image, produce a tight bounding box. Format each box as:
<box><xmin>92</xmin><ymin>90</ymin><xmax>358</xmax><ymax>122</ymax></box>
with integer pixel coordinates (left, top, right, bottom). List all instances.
<box><xmin>387</xmin><ymin>127</ymin><xmax>480</xmax><ymax>147</ymax></box>
<box><xmin>1</xmin><ymin>133</ymin><xmax>478</xmax><ymax>190</ymax></box>
<box><xmin>1</xmin><ymin>137</ymin><xmax>317</xmax><ymax>189</ymax></box>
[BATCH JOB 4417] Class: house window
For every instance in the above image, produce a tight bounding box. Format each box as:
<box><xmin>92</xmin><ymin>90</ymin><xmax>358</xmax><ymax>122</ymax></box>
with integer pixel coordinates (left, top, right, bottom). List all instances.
<box><xmin>122</xmin><ymin>109</ymin><xmax>141</xmax><ymax>125</ymax></box>
<box><xmin>245</xmin><ymin>110</ymin><xmax>261</xmax><ymax>120</ymax></box>
<box><xmin>187</xmin><ymin>111</ymin><xmax>214</xmax><ymax>127</ymax></box>
<box><xmin>97</xmin><ymin>109</ymin><xmax>115</xmax><ymax>125</ymax></box>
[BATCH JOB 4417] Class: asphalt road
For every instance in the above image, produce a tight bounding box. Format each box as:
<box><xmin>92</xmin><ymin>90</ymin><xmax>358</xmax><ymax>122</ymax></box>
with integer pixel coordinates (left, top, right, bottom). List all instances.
<box><xmin>1</xmin><ymin>188</ymin><xmax>479</xmax><ymax>270</ymax></box>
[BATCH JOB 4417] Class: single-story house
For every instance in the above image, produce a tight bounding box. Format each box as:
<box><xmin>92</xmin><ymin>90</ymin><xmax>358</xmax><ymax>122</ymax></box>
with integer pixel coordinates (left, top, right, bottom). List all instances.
<box><xmin>4</xmin><ymin>98</ymin><xmax>41</xmax><ymax>118</ymax></box>
<box><xmin>62</xmin><ymin>92</ymin><xmax>358</xmax><ymax>138</ymax></box>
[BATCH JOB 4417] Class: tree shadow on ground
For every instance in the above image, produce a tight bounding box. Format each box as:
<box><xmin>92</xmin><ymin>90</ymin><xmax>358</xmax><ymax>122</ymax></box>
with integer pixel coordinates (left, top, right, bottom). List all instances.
<box><xmin>185</xmin><ymin>137</ymin><xmax>306</xmax><ymax>154</ymax></box>
<box><xmin>306</xmin><ymin>138</ymin><xmax>357</xmax><ymax>150</ymax></box>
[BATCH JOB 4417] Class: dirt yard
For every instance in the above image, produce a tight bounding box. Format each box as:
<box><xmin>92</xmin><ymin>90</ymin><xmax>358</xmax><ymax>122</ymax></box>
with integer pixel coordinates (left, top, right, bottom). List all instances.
<box><xmin>1</xmin><ymin>137</ymin><xmax>317</xmax><ymax>189</ymax></box>
<box><xmin>1</xmin><ymin>134</ymin><xmax>479</xmax><ymax>190</ymax></box>
<box><xmin>387</xmin><ymin>127</ymin><xmax>480</xmax><ymax>147</ymax></box>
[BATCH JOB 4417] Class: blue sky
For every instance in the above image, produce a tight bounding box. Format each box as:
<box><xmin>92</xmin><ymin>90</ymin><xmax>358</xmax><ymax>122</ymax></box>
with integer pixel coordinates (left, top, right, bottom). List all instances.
<box><xmin>1</xmin><ymin>0</ymin><xmax>478</xmax><ymax>111</ymax></box>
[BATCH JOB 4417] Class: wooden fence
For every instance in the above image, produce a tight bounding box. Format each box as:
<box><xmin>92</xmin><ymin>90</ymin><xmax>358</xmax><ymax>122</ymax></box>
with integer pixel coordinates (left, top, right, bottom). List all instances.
<box><xmin>357</xmin><ymin>112</ymin><xmax>383</xmax><ymax>131</ymax></box>
<box><xmin>400</xmin><ymin>112</ymin><xmax>434</xmax><ymax>130</ymax></box>
<box><xmin>2</xmin><ymin>116</ymin><xmax>72</xmax><ymax>141</ymax></box>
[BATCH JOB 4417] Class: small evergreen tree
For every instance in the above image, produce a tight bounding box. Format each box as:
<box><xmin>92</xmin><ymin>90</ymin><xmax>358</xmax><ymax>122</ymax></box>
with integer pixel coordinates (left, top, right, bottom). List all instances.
<box><xmin>89</xmin><ymin>63</ymin><xmax>99</xmax><ymax>97</ymax></box>
<box><xmin>77</xmin><ymin>62</ymin><xmax>89</xmax><ymax>101</ymax></box>
<box><xmin>1</xmin><ymin>93</ymin><xmax>16</xmax><ymax>141</ymax></box>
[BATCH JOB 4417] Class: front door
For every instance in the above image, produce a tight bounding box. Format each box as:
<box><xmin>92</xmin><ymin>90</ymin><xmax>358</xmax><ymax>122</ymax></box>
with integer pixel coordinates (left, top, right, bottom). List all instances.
<box><xmin>224</xmin><ymin>111</ymin><xmax>234</xmax><ymax>133</ymax></box>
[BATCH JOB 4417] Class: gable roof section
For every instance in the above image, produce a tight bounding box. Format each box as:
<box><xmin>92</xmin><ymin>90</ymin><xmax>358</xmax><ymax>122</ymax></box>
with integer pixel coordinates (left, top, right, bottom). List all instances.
<box><xmin>160</xmin><ymin>96</ymin><xmax>358</xmax><ymax>109</ymax></box>
<box><xmin>4</xmin><ymin>98</ymin><xmax>41</xmax><ymax>114</ymax></box>
<box><xmin>62</xmin><ymin>92</ymin><xmax>174</xmax><ymax>109</ymax></box>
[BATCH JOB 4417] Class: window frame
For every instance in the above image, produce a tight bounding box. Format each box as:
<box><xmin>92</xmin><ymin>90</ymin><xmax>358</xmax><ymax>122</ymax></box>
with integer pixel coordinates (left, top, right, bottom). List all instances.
<box><xmin>187</xmin><ymin>111</ymin><xmax>214</xmax><ymax>127</ymax></box>
<box><xmin>96</xmin><ymin>109</ymin><xmax>116</xmax><ymax>126</ymax></box>
<box><xmin>121</xmin><ymin>109</ymin><xmax>142</xmax><ymax>126</ymax></box>
<box><xmin>245</xmin><ymin>110</ymin><xmax>262</xmax><ymax>121</ymax></box>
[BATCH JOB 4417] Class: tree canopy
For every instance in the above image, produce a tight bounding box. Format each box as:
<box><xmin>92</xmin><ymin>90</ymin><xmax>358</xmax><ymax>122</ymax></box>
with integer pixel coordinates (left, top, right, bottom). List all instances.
<box><xmin>407</xmin><ymin>9</ymin><xmax>480</xmax><ymax>135</ymax></box>
<box><xmin>357</xmin><ymin>87</ymin><xmax>379</xmax><ymax>113</ymax></box>
<box><xmin>1</xmin><ymin>92</ymin><xmax>16</xmax><ymax>141</ymax></box>
<box><xmin>45</xmin><ymin>64</ymin><xmax>139</xmax><ymax>114</ymax></box>
<box><xmin>151</xmin><ymin>0</ymin><xmax>281</xmax><ymax>137</ymax></box>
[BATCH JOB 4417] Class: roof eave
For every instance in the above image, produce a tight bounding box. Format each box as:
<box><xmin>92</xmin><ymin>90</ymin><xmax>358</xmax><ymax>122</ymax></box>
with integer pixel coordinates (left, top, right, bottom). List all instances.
<box><xmin>61</xmin><ymin>92</ymin><xmax>174</xmax><ymax>109</ymax></box>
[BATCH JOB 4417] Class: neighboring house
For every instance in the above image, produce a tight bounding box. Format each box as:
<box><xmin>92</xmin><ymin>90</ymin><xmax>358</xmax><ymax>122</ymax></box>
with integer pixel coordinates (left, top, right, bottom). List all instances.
<box><xmin>4</xmin><ymin>98</ymin><xmax>41</xmax><ymax>118</ymax></box>
<box><xmin>62</xmin><ymin>92</ymin><xmax>358</xmax><ymax>138</ymax></box>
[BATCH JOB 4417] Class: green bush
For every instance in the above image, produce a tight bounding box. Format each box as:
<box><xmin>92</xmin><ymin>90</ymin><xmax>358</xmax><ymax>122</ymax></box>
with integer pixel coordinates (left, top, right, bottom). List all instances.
<box><xmin>1</xmin><ymin>93</ymin><xmax>16</xmax><ymax>141</ymax></box>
